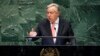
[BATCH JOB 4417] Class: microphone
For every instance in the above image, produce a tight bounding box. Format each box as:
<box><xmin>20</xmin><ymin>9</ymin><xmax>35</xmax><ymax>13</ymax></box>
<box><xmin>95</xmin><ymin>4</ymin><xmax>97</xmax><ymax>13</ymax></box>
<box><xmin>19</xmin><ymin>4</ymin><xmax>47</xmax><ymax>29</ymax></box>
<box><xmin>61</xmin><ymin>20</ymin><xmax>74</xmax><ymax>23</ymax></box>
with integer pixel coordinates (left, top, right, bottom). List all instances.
<box><xmin>54</xmin><ymin>27</ymin><xmax>56</xmax><ymax>30</ymax></box>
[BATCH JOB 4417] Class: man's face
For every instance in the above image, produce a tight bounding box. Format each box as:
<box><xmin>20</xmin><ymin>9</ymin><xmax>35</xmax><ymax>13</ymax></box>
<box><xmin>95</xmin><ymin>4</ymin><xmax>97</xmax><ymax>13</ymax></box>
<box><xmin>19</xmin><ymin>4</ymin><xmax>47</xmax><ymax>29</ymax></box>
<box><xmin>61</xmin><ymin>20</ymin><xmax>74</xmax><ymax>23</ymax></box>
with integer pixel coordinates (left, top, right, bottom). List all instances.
<box><xmin>46</xmin><ymin>6</ymin><xmax>60</xmax><ymax>23</ymax></box>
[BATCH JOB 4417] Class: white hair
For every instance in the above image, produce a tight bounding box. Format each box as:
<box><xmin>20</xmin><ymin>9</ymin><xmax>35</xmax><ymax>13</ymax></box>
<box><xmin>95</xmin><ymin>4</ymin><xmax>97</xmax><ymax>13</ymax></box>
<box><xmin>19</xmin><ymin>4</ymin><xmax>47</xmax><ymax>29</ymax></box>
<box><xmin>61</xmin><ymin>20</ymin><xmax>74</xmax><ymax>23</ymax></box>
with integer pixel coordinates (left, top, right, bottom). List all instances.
<box><xmin>47</xmin><ymin>3</ymin><xmax>60</xmax><ymax>11</ymax></box>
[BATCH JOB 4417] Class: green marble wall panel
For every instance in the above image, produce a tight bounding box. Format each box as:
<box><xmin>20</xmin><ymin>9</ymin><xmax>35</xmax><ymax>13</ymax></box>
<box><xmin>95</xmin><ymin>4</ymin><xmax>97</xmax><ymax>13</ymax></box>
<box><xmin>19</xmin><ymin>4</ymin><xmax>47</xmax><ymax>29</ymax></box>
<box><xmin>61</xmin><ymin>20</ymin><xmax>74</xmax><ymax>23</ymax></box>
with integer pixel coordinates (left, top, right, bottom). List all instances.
<box><xmin>0</xmin><ymin>0</ymin><xmax>100</xmax><ymax>46</ymax></box>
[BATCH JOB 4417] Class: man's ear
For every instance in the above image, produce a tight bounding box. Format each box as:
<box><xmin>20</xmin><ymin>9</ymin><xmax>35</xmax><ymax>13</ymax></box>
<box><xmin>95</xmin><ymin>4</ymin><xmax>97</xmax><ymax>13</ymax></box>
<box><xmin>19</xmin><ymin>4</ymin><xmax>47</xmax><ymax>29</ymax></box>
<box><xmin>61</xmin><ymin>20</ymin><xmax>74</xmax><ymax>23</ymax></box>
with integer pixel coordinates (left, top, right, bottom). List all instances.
<box><xmin>58</xmin><ymin>12</ymin><xmax>60</xmax><ymax>16</ymax></box>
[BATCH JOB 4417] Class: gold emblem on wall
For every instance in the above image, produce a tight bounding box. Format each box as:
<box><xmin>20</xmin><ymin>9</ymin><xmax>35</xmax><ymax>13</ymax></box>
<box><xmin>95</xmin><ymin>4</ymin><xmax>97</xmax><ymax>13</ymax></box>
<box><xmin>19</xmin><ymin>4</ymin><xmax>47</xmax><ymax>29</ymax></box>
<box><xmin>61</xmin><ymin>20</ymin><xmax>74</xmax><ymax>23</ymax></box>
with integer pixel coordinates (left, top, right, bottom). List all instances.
<box><xmin>40</xmin><ymin>47</ymin><xmax>60</xmax><ymax>56</ymax></box>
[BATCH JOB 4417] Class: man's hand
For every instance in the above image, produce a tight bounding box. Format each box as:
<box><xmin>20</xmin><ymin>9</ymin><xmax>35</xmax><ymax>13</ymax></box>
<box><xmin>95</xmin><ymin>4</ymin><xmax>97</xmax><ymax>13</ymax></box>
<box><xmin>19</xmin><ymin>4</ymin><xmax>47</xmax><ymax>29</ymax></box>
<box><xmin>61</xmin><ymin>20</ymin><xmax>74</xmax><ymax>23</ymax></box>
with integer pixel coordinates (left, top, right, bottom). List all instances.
<box><xmin>29</xmin><ymin>28</ymin><xmax>37</xmax><ymax>37</ymax></box>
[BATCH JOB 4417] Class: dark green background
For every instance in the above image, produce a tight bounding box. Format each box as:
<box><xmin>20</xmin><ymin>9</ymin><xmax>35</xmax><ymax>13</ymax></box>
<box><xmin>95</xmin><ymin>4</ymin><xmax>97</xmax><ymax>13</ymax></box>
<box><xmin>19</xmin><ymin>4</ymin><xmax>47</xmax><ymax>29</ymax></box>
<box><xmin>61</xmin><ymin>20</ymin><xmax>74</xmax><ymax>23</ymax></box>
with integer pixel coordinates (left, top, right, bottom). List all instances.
<box><xmin>0</xmin><ymin>0</ymin><xmax>100</xmax><ymax>46</ymax></box>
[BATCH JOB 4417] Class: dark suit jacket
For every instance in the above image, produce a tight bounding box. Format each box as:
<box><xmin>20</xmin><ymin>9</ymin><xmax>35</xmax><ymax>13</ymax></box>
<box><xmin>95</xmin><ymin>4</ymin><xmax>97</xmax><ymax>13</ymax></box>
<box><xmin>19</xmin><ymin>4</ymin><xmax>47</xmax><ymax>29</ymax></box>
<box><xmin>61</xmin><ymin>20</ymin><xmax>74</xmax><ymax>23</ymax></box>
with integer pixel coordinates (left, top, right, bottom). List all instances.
<box><xmin>34</xmin><ymin>17</ymin><xmax>75</xmax><ymax>46</ymax></box>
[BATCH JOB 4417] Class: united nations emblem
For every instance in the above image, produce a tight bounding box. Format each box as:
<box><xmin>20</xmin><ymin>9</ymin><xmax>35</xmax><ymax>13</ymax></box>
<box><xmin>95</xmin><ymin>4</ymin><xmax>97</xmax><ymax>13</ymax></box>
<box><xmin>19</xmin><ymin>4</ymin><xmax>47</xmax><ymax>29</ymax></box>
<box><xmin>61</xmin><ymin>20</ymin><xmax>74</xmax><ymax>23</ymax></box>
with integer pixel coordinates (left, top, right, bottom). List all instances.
<box><xmin>40</xmin><ymin>47</ymin><xmax>60</xmax><ymax>56</ymax></box>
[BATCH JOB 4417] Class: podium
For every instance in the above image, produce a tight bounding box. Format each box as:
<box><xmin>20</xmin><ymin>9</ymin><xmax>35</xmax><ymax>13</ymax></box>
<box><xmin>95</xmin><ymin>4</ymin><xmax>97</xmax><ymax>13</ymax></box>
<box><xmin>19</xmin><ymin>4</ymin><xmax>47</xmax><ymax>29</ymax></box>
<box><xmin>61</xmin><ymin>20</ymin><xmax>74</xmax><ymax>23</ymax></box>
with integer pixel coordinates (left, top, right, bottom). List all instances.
<box><xmin>26</xmin><ymin>36</ymin><xmax>75</xmax><ymax>46</ymax></box>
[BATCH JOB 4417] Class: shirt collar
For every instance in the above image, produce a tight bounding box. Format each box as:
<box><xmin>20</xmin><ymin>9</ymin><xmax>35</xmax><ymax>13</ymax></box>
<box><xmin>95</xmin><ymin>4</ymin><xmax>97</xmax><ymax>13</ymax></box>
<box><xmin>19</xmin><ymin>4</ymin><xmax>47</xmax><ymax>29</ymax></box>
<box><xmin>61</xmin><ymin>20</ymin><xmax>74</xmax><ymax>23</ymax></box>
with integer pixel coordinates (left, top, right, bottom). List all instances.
<box><xmin>55</xmin><ymin>17</ymin><xmax>59</xmax><ymax>24</ymax></box>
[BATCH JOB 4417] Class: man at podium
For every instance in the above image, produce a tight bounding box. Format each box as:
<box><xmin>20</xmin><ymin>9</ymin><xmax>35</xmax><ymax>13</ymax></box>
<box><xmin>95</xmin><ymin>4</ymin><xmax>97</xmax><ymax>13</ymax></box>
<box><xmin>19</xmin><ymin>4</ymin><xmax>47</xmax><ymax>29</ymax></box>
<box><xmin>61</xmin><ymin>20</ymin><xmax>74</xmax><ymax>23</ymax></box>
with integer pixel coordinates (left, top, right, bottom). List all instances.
<box><xmin>29</xmin><ymin>3</ymin><xmax>75</xmax><ymax>46</ymax></box>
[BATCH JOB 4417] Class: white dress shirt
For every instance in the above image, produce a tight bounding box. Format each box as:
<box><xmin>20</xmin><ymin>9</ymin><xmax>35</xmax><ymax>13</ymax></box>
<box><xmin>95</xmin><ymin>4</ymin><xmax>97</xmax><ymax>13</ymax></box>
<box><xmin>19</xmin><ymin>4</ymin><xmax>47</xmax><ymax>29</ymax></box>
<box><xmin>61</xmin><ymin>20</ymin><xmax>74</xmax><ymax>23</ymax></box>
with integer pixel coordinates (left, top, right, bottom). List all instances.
<box><xmin>50</xmin><ymin>17</ymin><xmax>59</xmax><ymax>43</ymax></box>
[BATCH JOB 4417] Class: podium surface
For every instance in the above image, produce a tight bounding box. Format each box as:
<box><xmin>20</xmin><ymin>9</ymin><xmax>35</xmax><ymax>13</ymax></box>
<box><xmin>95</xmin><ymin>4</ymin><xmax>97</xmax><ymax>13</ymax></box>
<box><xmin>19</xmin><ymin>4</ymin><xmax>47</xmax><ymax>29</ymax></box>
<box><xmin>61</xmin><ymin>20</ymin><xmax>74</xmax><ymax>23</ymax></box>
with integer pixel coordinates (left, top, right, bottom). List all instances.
<box><xmin>26</xmin><ymin>36</ymin><xmax>75</xmax><ymax>46</ymax></box>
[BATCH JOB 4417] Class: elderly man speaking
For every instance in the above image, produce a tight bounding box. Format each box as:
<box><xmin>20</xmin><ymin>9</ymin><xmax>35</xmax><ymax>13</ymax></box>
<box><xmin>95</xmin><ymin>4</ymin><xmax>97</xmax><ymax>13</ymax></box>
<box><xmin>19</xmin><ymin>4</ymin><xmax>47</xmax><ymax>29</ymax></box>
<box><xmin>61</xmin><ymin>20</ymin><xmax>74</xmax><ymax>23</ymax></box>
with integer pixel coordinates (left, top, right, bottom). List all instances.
<box><xmin>29</xmin><ymin>3</ymin><xmax>75</xmax><ymax>46</ymax></box>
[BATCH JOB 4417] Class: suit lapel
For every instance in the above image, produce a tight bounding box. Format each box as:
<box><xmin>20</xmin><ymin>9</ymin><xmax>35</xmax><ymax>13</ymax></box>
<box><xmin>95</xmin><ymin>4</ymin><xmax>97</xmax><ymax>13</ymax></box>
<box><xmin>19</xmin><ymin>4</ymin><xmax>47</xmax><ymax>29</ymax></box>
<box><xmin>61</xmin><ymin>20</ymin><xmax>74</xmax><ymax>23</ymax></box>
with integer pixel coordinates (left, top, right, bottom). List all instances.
<box><xmin>45</xmin><ymin>19</ymin><xmax>54</xmax><ymax>44</ymax></box>
<box><xmin>56</xmin><ymin>19</ymin><xmax>64</xmax><ymax>44</ymax></box>
<box><xmin>57</xmin><ymin>19</ymin><xmax>64</xmax><ymax>36</ymax></box>
<box><xmin>45</xmin><ymin>19</ymin><xmax>52</xmax><ymax>36</ymax></box>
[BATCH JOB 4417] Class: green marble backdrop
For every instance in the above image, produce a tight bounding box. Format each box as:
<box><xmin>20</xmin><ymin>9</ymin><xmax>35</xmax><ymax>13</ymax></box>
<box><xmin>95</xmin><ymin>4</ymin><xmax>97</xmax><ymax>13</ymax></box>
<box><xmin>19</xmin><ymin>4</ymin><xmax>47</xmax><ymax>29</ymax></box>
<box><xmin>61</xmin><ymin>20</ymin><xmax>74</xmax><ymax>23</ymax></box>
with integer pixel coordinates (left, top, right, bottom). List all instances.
<box><xmin>0</xmin><ymin>0</ymin><xmax>100</xmax><ymax>46</ymax></box>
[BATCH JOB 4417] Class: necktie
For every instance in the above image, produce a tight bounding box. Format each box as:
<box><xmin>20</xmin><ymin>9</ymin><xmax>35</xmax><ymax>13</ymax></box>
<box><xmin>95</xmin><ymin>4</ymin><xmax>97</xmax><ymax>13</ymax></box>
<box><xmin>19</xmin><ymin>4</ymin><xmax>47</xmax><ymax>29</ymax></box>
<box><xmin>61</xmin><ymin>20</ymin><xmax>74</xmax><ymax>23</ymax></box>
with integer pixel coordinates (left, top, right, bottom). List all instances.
<box><xmin>51</xmin><ymin>23</ymin><xmax>57</xmax><ymax>43</ymax></box>
<box><xmin>51</xmin><ymin>23</ymin><xmax>56</xmax><ymax>37</ymax></box>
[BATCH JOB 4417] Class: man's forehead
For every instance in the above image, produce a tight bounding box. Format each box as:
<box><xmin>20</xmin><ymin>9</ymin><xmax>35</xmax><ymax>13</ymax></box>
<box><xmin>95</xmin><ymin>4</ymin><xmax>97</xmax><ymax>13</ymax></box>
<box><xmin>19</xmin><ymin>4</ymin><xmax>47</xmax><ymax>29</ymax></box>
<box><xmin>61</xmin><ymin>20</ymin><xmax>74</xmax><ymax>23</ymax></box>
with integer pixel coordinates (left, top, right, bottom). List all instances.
<box><xmin>47</xmin><ymin>6</ymin><xmax>59</xmax><ymax>12</ymax></box>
